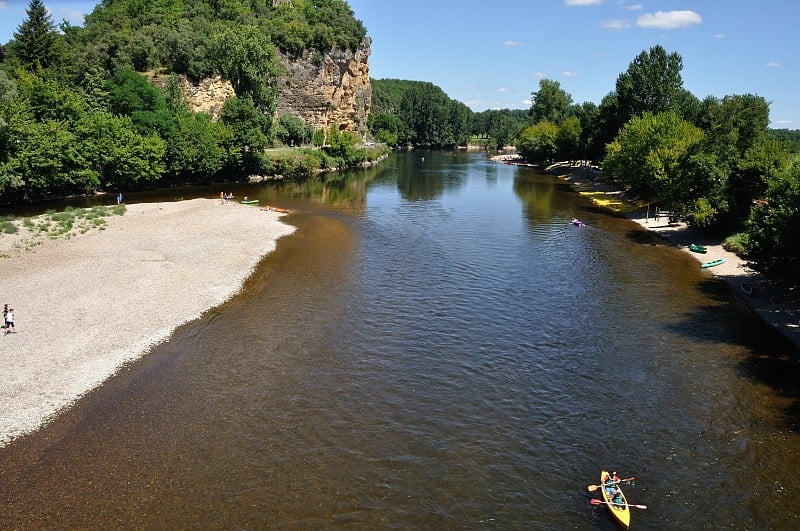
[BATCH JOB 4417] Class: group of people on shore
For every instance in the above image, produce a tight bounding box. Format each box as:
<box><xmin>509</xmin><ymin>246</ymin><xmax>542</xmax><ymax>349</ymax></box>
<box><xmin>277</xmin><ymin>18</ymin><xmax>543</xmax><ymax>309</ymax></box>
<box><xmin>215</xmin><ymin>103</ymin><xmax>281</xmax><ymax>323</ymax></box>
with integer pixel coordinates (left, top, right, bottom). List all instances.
<box><xmin>219</xmin><ymin>192</ymin><xmax>234</xmax><ymax>204</ymax></box>
<box><xmin>3</xmin><ymin>303</ymin><xmax>14</xmax><ymax>334</ymax></box>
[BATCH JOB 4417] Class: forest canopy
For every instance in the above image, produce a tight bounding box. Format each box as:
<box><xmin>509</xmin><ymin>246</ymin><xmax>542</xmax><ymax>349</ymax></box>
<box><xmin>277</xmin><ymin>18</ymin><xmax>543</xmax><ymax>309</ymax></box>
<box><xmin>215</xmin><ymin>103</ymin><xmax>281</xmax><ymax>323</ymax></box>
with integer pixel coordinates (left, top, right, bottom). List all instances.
<box><xmin>0</xmin><ymin>0</ymin><xmax>372</xmax><ymax>205</ymax></box>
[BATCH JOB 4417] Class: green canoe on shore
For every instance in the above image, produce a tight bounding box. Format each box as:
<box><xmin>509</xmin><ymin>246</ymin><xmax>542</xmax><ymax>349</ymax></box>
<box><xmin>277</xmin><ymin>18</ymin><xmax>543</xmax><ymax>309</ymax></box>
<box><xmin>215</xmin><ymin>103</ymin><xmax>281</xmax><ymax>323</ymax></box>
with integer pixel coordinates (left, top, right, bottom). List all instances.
<box><xmin>701</xmin><ymin>258</ymin><xmax>726</xmax><ymax>269</ymax></box>
<box><xmin>689</xmin><ymin>243</ymin><xmax>707</xmax><ymax>254</ymax></box>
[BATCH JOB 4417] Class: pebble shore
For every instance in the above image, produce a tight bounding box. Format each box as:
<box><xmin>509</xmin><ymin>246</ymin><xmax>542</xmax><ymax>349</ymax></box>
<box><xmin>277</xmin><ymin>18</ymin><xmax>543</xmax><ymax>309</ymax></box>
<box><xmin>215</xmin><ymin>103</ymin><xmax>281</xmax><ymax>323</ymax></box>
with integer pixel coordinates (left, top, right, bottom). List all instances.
<box><xmin>0</xmin><ymin>198</ymin><xmax>295</xmax><ymax>447</ymax></box>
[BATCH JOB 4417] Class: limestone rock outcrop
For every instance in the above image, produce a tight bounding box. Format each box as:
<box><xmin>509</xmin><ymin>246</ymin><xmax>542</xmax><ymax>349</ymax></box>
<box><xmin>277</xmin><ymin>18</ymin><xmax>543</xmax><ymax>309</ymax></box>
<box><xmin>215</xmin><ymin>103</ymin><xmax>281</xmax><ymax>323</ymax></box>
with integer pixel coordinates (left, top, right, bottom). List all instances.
<box><xmin>274</xmin><ymin>37</ymin><xmax>372</xmax><ymax>136</ymax></box>
<box><xmin>169</xmin><ymin>37</ymin><xmax>371</xmax><ymax>135</ymax></box>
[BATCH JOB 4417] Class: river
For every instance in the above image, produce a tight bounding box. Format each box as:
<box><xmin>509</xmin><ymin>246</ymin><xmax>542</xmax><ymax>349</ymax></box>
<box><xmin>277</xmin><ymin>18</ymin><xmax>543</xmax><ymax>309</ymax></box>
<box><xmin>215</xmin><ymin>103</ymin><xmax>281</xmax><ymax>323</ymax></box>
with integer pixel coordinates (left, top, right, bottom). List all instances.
<box><xmin>1</xmin><ymin>151</ymin><xmax>798</xmax><ymax>529</ymax></box>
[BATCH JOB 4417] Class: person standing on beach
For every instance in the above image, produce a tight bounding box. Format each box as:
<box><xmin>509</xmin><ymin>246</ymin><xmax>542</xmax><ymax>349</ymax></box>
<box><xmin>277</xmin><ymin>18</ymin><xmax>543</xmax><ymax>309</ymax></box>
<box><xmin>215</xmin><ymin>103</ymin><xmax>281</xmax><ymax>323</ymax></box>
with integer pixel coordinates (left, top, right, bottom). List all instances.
<box><xmin>117</xmin><ymin>192</ymin><xmax>123</xmax><ymax>205</ymax></box>
<box><xmin>5</xmin><ymin>308</ymin><xmax>14</xmax><ymax>334</ymax></box>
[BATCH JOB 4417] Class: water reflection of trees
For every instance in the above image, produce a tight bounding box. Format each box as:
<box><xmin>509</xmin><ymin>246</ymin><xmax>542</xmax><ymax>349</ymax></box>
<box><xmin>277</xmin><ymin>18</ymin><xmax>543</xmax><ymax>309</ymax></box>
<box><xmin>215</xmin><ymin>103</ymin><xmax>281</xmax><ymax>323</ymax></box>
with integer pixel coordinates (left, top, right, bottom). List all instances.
<box><xmin>513</xmin><ymin>171</ymin><xmax>559</xmax><ymax>224</ymax></box>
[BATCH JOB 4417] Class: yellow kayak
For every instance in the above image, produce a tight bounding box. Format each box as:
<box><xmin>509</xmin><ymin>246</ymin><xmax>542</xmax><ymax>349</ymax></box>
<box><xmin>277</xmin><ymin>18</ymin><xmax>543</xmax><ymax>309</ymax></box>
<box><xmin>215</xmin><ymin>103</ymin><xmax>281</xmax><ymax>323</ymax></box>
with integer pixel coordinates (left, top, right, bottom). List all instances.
<box><xmin>600</xmin><ymin>471</ymin><xmax>631</xmax><ymax>528</ymax></box>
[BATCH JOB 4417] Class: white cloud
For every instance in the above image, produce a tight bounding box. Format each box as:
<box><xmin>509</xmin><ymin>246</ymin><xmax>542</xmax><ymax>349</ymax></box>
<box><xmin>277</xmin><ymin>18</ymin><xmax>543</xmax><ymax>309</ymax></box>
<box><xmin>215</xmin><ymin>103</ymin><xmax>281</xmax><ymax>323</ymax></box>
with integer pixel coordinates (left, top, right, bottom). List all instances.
<box><xmin>531</xmin><ymin>71</ymin><xmax>547</xmax><ymax>78</ymax></box>
<box><xmin>713</xmin><ymin>33</ymin><xmax>725</xmax><ymax>39</ymax></box>
<box><xmin>773</xmin><ymin>119</ymin><xmax>792</xmax><ymax>125</ymax></box>
<box><xmin>765</xmin><ymin>61</ymin><xmax>781</xmax><ymax>68</ymax></box>
<box><xmin>562</xmin><ymin>71</ymin><xmax>577</xmax><ymax>77</ymax></box>
<box><xmin>566</xmin><ymin>0</ymin><xmax>604</xmax><ymax>5</ymax></box>
<box><xmin>602</xmin><ymin>19</ymin><xmax>632</xmax><ymax>29</ymax></box>
<box><xmin>626</xmin><ymin>3</ymin><xmax>643</xmax><ymax>10</ymax></box>
<box><xmin>504</xmin><ymin>40</ymin><xmax>523</xmax><ymax>47</ymax></box>
<box><xmin>522</xmin><ymin>99</ymin><xmax>532</xmax><ymax>106</ymax></box>
<box><xmin>0</xmin><ymin>1</ymin><xmax>8</xmax><ymax>10</ymax></box>
<box><xmin>637</xmin><ymin>10</ymin><xmax>702</xmax><ymax>29</ymax></box>
<box><xmin>497</xmin><ymin>87</ymin><xmax>512</xmax><ymax>93</ymax></box>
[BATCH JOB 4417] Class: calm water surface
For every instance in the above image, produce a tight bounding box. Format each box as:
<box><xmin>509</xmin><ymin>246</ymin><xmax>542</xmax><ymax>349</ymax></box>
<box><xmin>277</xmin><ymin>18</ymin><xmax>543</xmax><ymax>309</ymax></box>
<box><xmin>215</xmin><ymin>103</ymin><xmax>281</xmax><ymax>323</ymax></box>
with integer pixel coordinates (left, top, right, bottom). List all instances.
<box><xmin>1</xmin><ymin>151</ymin><xmax>799</xmax><ymax>529</ymax></box>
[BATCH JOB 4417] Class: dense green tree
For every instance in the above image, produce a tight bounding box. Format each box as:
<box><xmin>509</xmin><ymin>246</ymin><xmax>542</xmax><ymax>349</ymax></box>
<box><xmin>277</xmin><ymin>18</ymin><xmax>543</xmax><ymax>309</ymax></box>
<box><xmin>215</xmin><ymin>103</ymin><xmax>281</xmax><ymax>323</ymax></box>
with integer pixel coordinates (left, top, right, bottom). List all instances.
<box><xmin>368</xmin><ymin>112</ymin><xmax>406</xmax><ymax>146</ymax></box>
<box><xmin>221</xmin><ymin>96</ymin><xmax>271</xmax><ymax>152</ymax></box>
<box><xmin>276</xmin><ymin>114</ymin><xmax>312</xmax><ymax>146</ymax></box>
<box><xmin>615</xmin><ymin>45</ymin><xmax>684</xmax><ymax>123</ymax></box>
<box><xmin>555</xmin><ymin>116</ymin><xmax>582</xmax><ymax>162</ymax></box>
<box><xmin>471</xmin><ymin>108</ymin><xmax>527</xmax><ymax>149</ymax></box>
<box><xmin>76</xmin><ymin>112</ymin><xmax>166</xmax><ymax>189</ymax></box>
<box><xmin>603</xmin><ymin>111</ymin><xmax>703</xmax><ymax>202</ymax></box>
<box><xmin>12</xmin><ymin>0</ymin><xmax>60</xmax><ymax>70</ymax></box>
<box><xmin>697</xmin><ymin>93</ymin><xmax>771</xmax><ymax>225</ymax></box>
<box><xmin>587</xmin><ymin>91</ymin><xmax>622</xmax><ymax>162</ymax></box>
<box><xmin>166</xmin><ymin>112</ymin><xmax>236</xmax><ymax>179</ymax></box>
<box><xmin>528</xmin><ymin>79</ymin><xmax>573</xmax><ymax>125</ymax></box>
<box><xmin>106</xmin><ymin>69</ymin><xmax>167</xmax><ymax>117</ymax></box>
<box><xmin>210</xmin><ymin>25</ymin><xmax>281</xmax><ymax>114</ymax></box>
<box><xmin>14</xmin><ymin>70</ymin><xmax>84</xmax><ymax>123</ymax></box>
<box><xmin>745</xmin><ymin>165</ymin><xmax>800</xmax><ymax>279</ymax></box>
<box><xmin>0</xmin><ymin>119</ymin><xmax>90</xmax><ymax>201</ymax></box>
<box><xmin>517</xmin><ymin>121</ymin><xmax>558</xmax><ymax>162</ymax></box>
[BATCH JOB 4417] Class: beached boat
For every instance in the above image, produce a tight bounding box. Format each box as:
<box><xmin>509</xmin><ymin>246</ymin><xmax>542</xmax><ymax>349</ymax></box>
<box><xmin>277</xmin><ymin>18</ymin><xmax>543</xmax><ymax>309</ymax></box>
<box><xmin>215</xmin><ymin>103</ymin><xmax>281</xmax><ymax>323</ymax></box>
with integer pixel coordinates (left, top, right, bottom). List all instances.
<box><xmin>689</xmin><ymin>243</ymin><xmax>707</xmax><ymax>254</ymax></box>
<box><xmin>740</xmin><ymin>281</ymin><xmax>753</xmax><ymax>296</ymax></box>
<box><xmin>265</xmin><ymin>205</ymin><xmax>290</xmax><ymax>213</ymax></box>
<box><xmin>700</xmin><ymin>258</ymin><xmax>726</xmax><ymax>269</ymax></box>
<box><xmin>241</xmin><ymin>199</ymin><xmax>259</xmax><ymax>205</ymax></box>
<box><xmin>600</xmin><ymin>471</ymin><xmax>631</xmax><ymax>528</ymax></box>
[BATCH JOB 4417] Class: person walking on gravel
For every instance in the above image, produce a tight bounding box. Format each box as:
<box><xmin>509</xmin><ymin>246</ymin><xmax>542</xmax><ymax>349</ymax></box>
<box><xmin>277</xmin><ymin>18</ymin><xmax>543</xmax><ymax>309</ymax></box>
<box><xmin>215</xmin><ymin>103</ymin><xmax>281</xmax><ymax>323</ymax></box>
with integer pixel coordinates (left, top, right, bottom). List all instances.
<box><xmin>4</xmin><ymin>307</ymin><xmax>14</xmax><ymax>334</ymax></box>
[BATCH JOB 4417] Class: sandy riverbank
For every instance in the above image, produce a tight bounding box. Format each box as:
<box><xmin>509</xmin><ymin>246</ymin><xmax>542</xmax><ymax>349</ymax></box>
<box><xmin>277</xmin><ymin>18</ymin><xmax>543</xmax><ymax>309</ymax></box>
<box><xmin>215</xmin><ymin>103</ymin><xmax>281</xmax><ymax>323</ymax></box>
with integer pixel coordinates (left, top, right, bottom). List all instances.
<box><xmin>550</xmin><ymin>162</ymin><xmax>800</xmax><ymax>349</ymax></box>
<box><xmin>0</xmin><ymin>198</ymin><xmax>295</xmax><ymax>447</ymax></box>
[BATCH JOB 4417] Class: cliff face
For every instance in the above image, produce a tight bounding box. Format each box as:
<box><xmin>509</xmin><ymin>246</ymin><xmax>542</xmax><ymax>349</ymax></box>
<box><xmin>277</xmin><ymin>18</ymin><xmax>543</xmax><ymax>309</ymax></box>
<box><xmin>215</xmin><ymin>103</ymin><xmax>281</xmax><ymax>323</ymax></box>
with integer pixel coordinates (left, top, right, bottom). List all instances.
<box><xmin>274</xmin><ymin>37</ymin><xmax>372</xmax><ymax>135</ymax></box>
<box><xmin>177</xmin><ymin>38</ymin><xmax>371</xmax><ymax>135</ymax></box>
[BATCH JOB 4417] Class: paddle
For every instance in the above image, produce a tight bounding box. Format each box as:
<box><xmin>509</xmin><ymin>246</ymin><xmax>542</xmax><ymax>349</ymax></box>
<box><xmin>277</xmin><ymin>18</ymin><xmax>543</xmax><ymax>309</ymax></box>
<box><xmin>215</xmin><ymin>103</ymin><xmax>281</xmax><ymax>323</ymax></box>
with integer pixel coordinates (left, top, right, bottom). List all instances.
<box><xmin>586</xmin><ymin>477</ymin><xmax>635</xmax><ymax>492</ymax></box>
<box><xmin>590</xmin><ymin>498</ymin><xmax>648</xmax><ymax>510</ymax></box>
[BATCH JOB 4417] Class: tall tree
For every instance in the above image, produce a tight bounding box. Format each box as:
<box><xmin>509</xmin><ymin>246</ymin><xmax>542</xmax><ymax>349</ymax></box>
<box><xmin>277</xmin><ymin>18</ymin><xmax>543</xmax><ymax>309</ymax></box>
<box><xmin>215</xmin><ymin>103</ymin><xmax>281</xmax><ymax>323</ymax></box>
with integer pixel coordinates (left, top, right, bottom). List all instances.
<box><xmin>615</xmin><ymin>45</ymin><xmax>684</xmax><ymax>124</ymax></box>
<box><xmin>528</xmin><ymin>79</ymin><xmax>573</xmax><ymax>125</ymax></box>
<box><xmin>12</xmin><ymin>0</ymin><xmax>60</xmax><ymax>70</ymax></box>
<box><xmin>603</xmin><ymin>111</ymin><xmax>703</xmax><ymax>202</ymax></box>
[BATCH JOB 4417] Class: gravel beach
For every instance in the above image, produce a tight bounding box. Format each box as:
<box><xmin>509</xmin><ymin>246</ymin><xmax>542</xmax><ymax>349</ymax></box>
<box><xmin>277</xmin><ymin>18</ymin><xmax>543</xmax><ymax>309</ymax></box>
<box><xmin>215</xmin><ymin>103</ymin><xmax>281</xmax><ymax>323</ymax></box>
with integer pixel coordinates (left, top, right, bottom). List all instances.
<box><xmin>0</xmin><ymin>198</ymin><xmax>295</xmax><ymax>447</ymax></box>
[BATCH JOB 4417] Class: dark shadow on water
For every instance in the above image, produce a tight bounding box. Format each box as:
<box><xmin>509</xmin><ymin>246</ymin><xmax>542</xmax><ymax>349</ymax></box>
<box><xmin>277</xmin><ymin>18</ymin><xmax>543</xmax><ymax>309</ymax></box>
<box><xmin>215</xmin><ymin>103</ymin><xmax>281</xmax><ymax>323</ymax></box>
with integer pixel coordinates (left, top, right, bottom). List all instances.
<box><xmin>662</xmin><ymin>275</ymin><xmax>800</xmax><ymax>432</ymax></box>
<box><xmin>734</xmin><ymin>314</ymin><xmax>800</xmax><ymax>432</ymax></box>
<box><xmin>624</xmin><ymin>228</ymin><xmax>672</xmax><ymax>247</ymax></box>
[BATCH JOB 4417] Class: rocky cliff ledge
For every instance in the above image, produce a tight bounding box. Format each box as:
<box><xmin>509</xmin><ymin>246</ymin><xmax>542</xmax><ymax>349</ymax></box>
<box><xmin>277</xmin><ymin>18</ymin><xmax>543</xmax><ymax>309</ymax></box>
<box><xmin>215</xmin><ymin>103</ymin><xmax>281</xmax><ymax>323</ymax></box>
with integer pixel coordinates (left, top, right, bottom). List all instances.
<box><xmin>275</xmin><ymin>37</ymin><xmax>371</xmax><ymax>136</ymax></box>
<box><xmin>172</xmin><ymin>38</ymin><xmax>371</xmax><ymax>135</ymax></box>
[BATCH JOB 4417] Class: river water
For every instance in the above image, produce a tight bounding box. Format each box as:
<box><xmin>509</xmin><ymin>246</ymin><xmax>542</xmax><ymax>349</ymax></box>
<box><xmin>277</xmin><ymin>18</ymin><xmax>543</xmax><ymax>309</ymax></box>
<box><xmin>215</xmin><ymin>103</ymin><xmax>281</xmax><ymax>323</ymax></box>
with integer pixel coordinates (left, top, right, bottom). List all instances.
<box><xmin>1</xmin><ymin>151</ymin><xmax>799</xmax><ymax>529</ymax></box>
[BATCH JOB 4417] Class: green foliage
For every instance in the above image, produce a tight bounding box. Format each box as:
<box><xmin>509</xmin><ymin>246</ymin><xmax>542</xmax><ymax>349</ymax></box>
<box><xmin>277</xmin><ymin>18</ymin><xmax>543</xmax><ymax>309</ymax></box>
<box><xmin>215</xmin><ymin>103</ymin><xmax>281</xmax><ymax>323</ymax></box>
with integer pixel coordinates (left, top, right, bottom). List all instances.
<box><xmin>368</xmin><ymin>112</ymin><xmax>406</xmax><ymax>146</ymax></box>
<box><xmin>615</xmin><ymin>45</ymin><xmax>685</xmax><ymax>123</ymax></box>
<box><xmin>75</xmin><ymin>112</ymin><xmax>166</xmax><ymax>189</ymax></box>
<box><xmin>210</xmin><ymin>25</ymin><xmax>281</xmax><ymax>113</ymax></box>
<box><xmin>471</xmin><ymin>109</ymin><xmax>527</xmax><ymax>150</ymax></box>
<box><xmin>14</xmin><ymin>70</ymin><xmax>84</xmax><ymax>123</ymax></box>
<box><xmin>11</xmin><ymin>0</ymin><xmax>60</xmax><ymax>70</ymax></box>
<box><xmin>276</xmin><ymin>114</ymin><xmax>312</xmax><ymax>147</ymax></box>
<box><xmin>745</xmin><ymin>165</ymin><xmax>800</xmax><ymax>279</ymax></box>
<box><xmin>688</xmin><ymin>197</ymin><xmax>719</xmax><ymax>228</ymax></box>
<box><xmin>529</xmin><ymin>79</ymin><xmax>574</xmax><ymax>125</ymax></box>
<box><xmin>221</xmin><ymin>96</ymin><xmax>271</xmax><ymax>152</ymax></box>
<box><xmin>723</xmin><ymin>232</ymin><xmax>749</xmax><ymax>257</ymax></box>
<box><xmin>0</xmin><ymin>118</ymin><xmax>91</xmax><ymax>201</ymax></box>
<box><xmin>107</xmin><ymin>69</ymin><xmax>167</xmax><ymax>116</ymax></box>
<box><xmin>555</xmin><ymin>116</ymin><xmax>582</xmax><ymax>161</ymax></box>
<box><xmin>768</xmin><ymin>129</ymin><xmax>800</xmax><ymax>153</ymax></box>
<box><xmin>603</xmin><ymin>112</ymin><xmax>703</xmax><ymax>201</ymax></box>
<box><xmin>165</xmin><ymin>112</ymin><xmax>236</xmax><ymax>180</ymax></box>
<box><xmin>370</xmin><ymin>78</ymin><xmax>472</xmax><ymax>148</ymax></box>
<box><xmin>517</xmin><ymin>121</ymin><xmax>559</xmax><ymax>162</ymax></box>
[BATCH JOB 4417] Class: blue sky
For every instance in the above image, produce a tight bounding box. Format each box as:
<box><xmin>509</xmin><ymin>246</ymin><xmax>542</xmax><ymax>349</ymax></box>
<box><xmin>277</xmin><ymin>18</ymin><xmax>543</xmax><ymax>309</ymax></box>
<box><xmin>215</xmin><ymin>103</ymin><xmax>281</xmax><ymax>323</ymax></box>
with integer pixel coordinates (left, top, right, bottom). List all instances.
<box><xmin>2</xmin><ymin>0</ymin><xmax>797</xmax><ymax>128</ymax></box>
